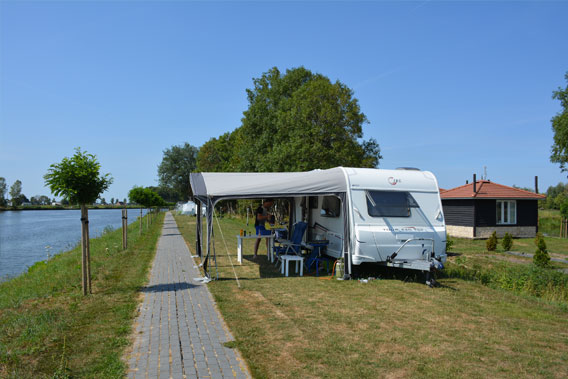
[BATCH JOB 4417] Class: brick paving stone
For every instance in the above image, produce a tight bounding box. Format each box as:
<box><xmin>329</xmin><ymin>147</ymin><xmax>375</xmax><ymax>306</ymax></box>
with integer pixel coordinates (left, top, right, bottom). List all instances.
<box><xmin>126</xmin><ymin>212</ymin><xmax>250</xmax><ymax>378</ymax></box>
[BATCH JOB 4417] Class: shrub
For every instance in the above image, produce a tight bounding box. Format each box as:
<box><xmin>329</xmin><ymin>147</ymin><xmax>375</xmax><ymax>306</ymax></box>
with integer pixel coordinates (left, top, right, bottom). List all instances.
<box><xmin>534</xmin><ymin>233</ymin><xmax>549</xmax><ymax>257</ymax></box>
<box><xmin>533</xmin><ymin>233</ymin><xmax>550</xmax><ymax>268</ymax></box>
<box><xmin>502</xmin><ymin>232</ymin><xmax>513</xmax><ymax>251</ymax></box>
<box><xmin>445</xmin><ymin>233</ymin><xmax>454</xmax><ymax>252</ymax></box>
<box><xmin>486</xmin><ymin>231</ymin><xmax>498</xmax><ymax>251</ymax></box>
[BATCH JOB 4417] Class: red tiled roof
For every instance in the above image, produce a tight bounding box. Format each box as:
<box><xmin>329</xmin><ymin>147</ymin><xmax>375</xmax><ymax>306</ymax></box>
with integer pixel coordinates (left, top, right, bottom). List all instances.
<box><xmin>440</xmin><ymin>180</ymin><xmax>546</xmax><ymax>200</ymax></box>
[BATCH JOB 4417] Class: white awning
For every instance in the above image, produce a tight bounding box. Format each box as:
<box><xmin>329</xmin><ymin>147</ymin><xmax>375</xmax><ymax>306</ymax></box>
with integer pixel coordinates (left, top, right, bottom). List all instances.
<box><xmin>190</xmin><ymin>167</ymin><xmax>348</xmax><ymax>201</ymax></box>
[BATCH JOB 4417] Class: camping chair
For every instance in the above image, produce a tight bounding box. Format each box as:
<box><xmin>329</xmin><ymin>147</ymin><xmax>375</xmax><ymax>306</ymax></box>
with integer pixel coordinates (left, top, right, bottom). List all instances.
<box><xmin>273</xmin><ymin>222</ymin><xmax>308</xmax><ymax>267</ymax></box>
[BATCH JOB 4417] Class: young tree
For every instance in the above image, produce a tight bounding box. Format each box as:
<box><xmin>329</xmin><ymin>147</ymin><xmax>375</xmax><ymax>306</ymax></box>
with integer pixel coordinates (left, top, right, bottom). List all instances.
<box><xmin>486</xmin><ymin>231</ymin><xmax>498</xmax><ymax>251</ymax></box>
<box><xmin>0</xmin><ymin>177</ymin><xmax>7</xmax><ymax>206</ymax></box>
<box><xmin>129</xmin><ymin>186</ymin><xmax>165</xmax><ymax>232</ymax></box>
<box><xmin>550</xmin><ymin>72</ymin><xmax>568</xmax><ymax>172</ymax></box>
<box><xmin>158</xmin><ymin>143</ymin><xmax>198</xmax><ymax>201</ymax></box>
<box><xmin>44</xmin><ymin>148</ymin><xmax>113</xmax><ymax>295</ymax></box>
<box><xmin>9</xmin><ymin>180</ymin><xmax>22</xmax><ymax>206</ymax></box>
<box><xmin>533</xmin><ymin>234</ymin><xmax>550</xmax><ymax>268</ymax></box>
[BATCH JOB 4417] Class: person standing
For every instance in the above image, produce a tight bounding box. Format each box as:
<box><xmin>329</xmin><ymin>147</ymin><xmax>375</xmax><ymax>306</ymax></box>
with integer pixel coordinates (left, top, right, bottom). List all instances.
<box><xmin>253</xmin><ymin>198</ymin><xmax>274</xmax><ymax>259</ymax></box>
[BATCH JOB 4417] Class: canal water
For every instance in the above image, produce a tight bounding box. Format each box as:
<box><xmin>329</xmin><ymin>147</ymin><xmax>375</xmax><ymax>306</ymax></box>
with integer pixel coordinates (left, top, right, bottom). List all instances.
<box><xmin>0</xmin><ymin>209</ymin><xmax>148</xmax><ymax>281</ymax></box>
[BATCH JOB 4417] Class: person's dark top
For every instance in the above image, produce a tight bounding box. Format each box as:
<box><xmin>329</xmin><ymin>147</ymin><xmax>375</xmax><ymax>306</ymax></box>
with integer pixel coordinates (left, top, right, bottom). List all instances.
<box><xmin>255</xmin><ymin>206</ymin><xmax>267</xmax><ymax>227</ymax></box>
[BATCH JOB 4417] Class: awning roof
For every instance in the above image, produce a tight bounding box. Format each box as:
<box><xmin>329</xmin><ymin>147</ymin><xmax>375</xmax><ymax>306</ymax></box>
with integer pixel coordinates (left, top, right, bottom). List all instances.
<box><xmin>190</xmin><ymin>167</ymin><xmax>347</xmax><ymax>201</ymax></box>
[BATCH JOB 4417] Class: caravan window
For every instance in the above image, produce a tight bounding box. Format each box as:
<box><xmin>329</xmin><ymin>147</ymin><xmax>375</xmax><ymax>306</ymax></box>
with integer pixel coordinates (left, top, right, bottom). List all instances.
<box><xmin>366</xmin><ymin>191</ymin><xmax>419</xmax><ymax>218</ymax></box>
<box><xmin>321</xmin><ymin>196</ymin><xmax>340</xmax><ymax>217</ymax></box>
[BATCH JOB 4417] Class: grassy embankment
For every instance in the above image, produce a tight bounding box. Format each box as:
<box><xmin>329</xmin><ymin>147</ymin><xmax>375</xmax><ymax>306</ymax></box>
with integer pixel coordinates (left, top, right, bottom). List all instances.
<box><xmin>0</xmin><ymin>212</ymin><xmax>164</xmax><ymax>378</ymax></box>
<box><xmin>174</xmin><ymin>214</ymin><xmax>568</xmax><ymax>378</ymax></box>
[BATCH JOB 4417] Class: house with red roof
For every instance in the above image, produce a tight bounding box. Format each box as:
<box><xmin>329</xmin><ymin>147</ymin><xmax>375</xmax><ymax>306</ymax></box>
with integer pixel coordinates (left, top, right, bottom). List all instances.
<box><xmin>441</xmin><ymin>180</ymin><xmax>546</xmax><ymax>239</ymax></box>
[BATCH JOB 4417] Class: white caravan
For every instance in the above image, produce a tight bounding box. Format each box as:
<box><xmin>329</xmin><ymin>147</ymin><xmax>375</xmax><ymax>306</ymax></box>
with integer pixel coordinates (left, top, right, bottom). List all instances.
<box><xmin>190</xmin><ymin>167</ymin><xmax>447</xmax><ymax>279</ymax></box>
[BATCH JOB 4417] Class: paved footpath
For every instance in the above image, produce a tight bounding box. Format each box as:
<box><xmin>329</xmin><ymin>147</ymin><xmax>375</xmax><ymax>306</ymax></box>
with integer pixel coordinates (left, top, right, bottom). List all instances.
<box><xmin>127</xmin><ymin>212</ymin><xmax>250</xmax><ymax>379</ymax></box>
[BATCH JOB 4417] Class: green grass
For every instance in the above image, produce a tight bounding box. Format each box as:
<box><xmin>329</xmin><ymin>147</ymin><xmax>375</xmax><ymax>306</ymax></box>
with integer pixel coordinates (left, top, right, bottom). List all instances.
<box><xmin>0</xmin><ymin>211</ymin><xmax>164</xmax><ymax>378</ymax></box>
<box><xmin>444</xmin><ymin>234</ymin><xmax>568</xmax><ymax>304</ymax></box>
<box><xmin>539</xmin><ymin>209</ymin><xmax>562</xmax><ymax>237</ymax></box>
<box><xmin>174</xmin><ymin>214</ymin><xmax>568</xmax><ymax>378</ymax></box>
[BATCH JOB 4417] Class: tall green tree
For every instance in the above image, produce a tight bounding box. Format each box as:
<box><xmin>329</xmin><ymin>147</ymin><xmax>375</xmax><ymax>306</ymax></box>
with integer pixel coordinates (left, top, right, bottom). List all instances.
<box><xmin>550</xmin><ymin>72</ymin><xmax>568</xmax><ymax>171</ymax></box>
<box><xmin>44</xmin><ymin>148</ymin><xmax>113</xmax><ymax>295</ymax></box>
<box><xmin>0</xmin><ymin>177</ymin><xmax>7</xmax><ymax>206</ymax></box>
<box><xmin>9</xmin><ymin>180</ymin><xmax>22</xmax><ymax>206</ymax></box>
<box><xmin>236</xmin><ymin>66</ymin><xmax>381</xmax><ymax>172</ymax></box>
<box><xmin>158</xmin><ymin>143</ymin><xmax>198</xmax><ymax>200</ymax></box>
<box><xmin>197</xmin><ymin>131</ymin><xmax>240</xmax><ymax>172</ymax></box>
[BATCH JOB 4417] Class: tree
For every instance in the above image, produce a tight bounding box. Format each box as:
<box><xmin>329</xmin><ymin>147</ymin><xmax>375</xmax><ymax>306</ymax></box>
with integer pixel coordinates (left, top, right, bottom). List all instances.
<box><xmin>550</xmin><ymin>72</ymin><xmax>568</xmax><ymax>172</ymax></box>
<box><xmin>502</xmin><ymin>232</ymin><xmax>513</xmax><ymax>251</ymax></box>
<box><xmin>44</xmin><ymin>148</ymin><xmax>113</xmax><ymax>295</ymax></box>
<box><xmin>486</xmin><ymin>231</ymin><xmax>498</xmax><ymax>251</ymax></box>
<box><xmin>0</xmin><ymin>177</ymin><xmax>6</xmax><ymax>206</ymax></box>
<box><xmin>110</xmin><ymin>197</ymin><xmax>115</xmax><ymax>205</ymax></box>
<box><xmin>129</xmin><ymin>186</ymin><xmax>165</xmax><ymax>233</ymax></box>
<box><xmin>197</xmin><ymin>131</ymin><xmax>240</xmax><ymax>172</ymax></box>
<box><xmin>236</xmin><ymin>66</ymin><xmax>381</xmax><ymax>172</ymax></box>
<box><xmin>147</xmin><ymin>185</ymin><xmax>179</xmax><ymax>203</ymax></box>
<box><xmin>9</xmin><ymin>180</ymin><xmax>22</xmax><ymax>206</ymax></box>
<box><xmin>158</xmin><ymin>143</ymin><xmax>198</xmax><ymax>201</ymax></box>
<box><xmin>533</xmin><ymin>234</ymin><xmax>550</xmax><ymax>268</ymax></box>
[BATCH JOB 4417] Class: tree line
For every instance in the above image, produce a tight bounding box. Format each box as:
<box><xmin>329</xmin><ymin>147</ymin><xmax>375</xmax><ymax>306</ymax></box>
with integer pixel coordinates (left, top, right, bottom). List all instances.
<box><xmin>0</xmin><ymin>178</ymin><xmax>54</xmax><ymax>207</ymax></box>
<box><xmin>157</xmin><ymin>66</ymin><xmax>382</xmax><ymax>201</ymax></box>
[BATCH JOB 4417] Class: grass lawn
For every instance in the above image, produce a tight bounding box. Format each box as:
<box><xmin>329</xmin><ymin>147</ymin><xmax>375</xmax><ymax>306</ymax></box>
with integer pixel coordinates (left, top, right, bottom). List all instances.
<box><xmin>0</xmin><ymin>212</ymin><xmax>164</xmax><ymax>378</ymax></box>
<box><xmin>174</xmin><ymin>214</ymin><xmax>568</xmax><ymax>378</ymax></box>
<box><xmin>539</xmin><ymin>209</ymin><xmax>562</xmax><ymax>238</ymax></box>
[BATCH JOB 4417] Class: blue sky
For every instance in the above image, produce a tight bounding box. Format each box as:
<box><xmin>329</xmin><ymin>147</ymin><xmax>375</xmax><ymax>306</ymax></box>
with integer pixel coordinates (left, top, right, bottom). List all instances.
<box><xmin>1</xmin><ymin>1</ymin><xmax>567</xmax><ymax>201</ymax></box>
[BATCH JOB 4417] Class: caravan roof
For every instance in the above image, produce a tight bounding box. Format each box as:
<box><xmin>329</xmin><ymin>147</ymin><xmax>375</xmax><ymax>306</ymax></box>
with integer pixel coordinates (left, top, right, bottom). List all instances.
<box><xmin>190</xmin><ymin>167</ymin><xmax>440</xmax><ymax>203</ymax></box>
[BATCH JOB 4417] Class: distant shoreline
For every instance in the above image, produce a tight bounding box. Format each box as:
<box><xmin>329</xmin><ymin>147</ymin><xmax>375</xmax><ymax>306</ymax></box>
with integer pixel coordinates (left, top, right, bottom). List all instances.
<box><xmin>0</xmin><ymin>205</ymin><xmax>147</xmax><ymax>211</ymax></box>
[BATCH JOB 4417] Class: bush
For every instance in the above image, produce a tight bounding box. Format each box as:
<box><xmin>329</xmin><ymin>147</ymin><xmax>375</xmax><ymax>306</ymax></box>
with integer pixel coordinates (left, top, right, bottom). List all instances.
<box><xmin>443</xmin><ymin>261</ymin><xmax>568</xmax><ymax>303</ymax></box>
<box><xmin>535</xmin><ymin>233</ymin><xmax>547</xmax><ymax>252</ymax></box>
<box><xmin>445</xmin><ymin>233</ymin><xmax>454</xmax><ymax>252</ymax></box>
<box><xmin>502</xmin><ymin>232</ymin><xmax>513</xmax><ymax>251</ymax></box>
<box><xmin>486</xmin><ymin>231</ymin><xmax>498</xmax><ymax>251</ymax></box>
<box><xmin>533</xmin><ymin>233</ymin><xmax>550</xmax><ymax>268</ymax></box>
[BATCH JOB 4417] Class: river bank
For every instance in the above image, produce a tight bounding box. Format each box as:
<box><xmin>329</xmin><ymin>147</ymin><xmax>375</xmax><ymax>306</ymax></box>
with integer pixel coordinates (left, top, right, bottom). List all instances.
<box><xmin>0</xmin><ymin>212</ymin><xmax>164</xmax><ymax>377</ymax></box>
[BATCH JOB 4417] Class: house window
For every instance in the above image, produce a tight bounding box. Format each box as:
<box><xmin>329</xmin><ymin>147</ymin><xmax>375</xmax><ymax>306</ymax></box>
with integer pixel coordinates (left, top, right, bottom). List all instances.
<box><xmin>496</xmin><ymin>200</ymin><xmax>516</xmax><ymax>225</ymax></box>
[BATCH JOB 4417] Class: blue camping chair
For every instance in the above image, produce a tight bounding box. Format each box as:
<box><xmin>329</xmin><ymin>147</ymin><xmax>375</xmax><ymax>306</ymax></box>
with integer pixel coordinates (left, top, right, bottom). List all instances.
<box><xmin>273</xmin><ymin>222</ymin><xmax>308</xmax><ymax>265</ymax></box>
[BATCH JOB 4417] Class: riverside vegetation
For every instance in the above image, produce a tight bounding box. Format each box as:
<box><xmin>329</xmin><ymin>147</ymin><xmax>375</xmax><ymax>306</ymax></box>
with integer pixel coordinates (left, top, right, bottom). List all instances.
<box><xmin>0</xmin><ymin>212</ymin><xmax>164</xmax><ymax>378</ymax></box>
<box><xmin>173</xmin><ymin>213</ymin><xmax>567</xmax><ymax>378</ymax></box>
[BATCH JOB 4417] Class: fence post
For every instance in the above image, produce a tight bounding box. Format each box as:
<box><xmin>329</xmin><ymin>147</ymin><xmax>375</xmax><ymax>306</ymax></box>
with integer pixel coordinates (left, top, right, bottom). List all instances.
<box><xmin>122</xmin><ymin>208</ymin><xmax>128</xmax><ymax>250</ymax></box>
<box><xmin>80</xmin><ymin>204</ymin><xmax>90</xmax><ymax>295</ymax></box>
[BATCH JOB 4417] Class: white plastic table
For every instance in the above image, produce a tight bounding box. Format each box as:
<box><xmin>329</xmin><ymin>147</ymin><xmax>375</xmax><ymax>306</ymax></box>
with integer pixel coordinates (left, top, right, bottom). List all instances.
<box><xmin>280</xmin><ymin>255</ymin><xmax>304</xmax><ymax>277</ymax></box>
<box><xmin>236</xmin><ymin>234</ymin><xmax>274</xmax><ymax>264</ymax></box>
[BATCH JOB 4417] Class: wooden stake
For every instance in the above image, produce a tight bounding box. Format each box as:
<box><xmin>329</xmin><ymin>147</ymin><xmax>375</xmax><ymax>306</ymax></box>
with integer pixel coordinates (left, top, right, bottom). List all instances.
<box><xmin>80</xmin><ymin>204</ymin><xmax>89</xmax><ymax>296</ymax></box>
<box><xmin>146</xmin><ymin>209</ymin><xmax>149</xmax><ymax>229</ymax></box>
<box><xmin>122</xmin><ymin>208</ymin><xmax>128</xmax><ymax>250</ymax></box>
<box><xmin>139</xmin><ymin>208</ymin><xmax>142</xmax><ymax>235</ymax></box>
